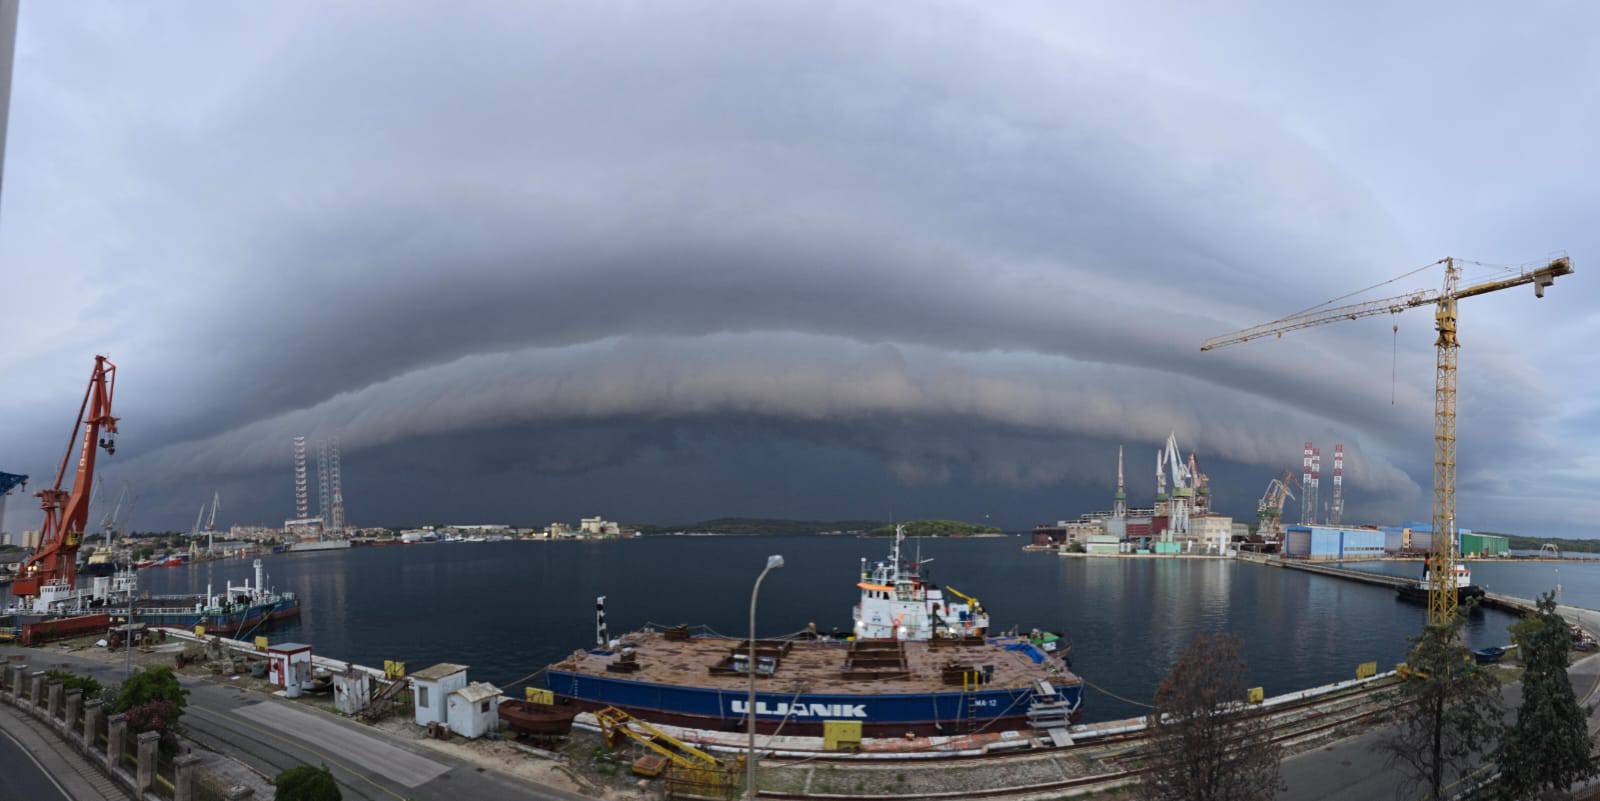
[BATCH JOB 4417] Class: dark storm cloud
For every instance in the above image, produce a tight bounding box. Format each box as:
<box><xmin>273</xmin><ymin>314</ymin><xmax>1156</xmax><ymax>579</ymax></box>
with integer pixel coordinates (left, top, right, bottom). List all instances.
<box><xmin>1</xmin><ymin>2</ymin><xmax>1594</xmax><ymax>533</ymax></box>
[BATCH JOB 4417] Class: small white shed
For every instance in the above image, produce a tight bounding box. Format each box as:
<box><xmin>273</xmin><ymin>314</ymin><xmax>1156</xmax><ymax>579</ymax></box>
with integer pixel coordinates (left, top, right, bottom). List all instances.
<box><xmin>446</xmin><ymin>682</ymin><xmax>502</xmax><ymax>739</ymax></box>
<box><xmin>411</xmin><ymin>663</ymin><xmax>468</xmax><ymax>727</ymax></box>
<box><xmin>267</xmin><ymin>643</ymin><xmax>313</xmax><ymax>698</ymax></box>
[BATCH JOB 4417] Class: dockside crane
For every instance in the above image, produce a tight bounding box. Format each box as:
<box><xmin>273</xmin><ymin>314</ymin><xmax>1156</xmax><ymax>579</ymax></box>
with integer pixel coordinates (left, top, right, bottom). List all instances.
<box><xmin>1202</xmin><ymin>256</ymin><xmax>1572</xmax><ymax>626</ymax></box>
<box><xmin>1255</xmin><ymin>471</ymin><xmax>1298</xmax><ymax>543</ymax></box>
<box><xmin>13</xmin><ymin>355</ymin><xmax>119</xmax><ymax>598</ymax></box>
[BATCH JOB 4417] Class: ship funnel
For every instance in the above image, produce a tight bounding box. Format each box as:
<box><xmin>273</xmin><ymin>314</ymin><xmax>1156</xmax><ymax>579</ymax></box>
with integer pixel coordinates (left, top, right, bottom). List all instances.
<box><xmin>253</xmin><ymin>559</ymin><xmax>265</xmax><ymax>593</ymax></box>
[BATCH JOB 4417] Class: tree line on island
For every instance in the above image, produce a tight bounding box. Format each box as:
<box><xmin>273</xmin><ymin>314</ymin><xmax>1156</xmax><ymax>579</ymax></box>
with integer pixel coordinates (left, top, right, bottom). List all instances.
<box><xmin>628</xmin><ymin>517</ymin><xmax>1002</xmax><ymax>536</ymax></box>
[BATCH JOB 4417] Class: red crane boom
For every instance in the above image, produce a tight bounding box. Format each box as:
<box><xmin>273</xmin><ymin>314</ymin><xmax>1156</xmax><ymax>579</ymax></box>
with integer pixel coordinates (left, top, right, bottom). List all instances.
<box><xmin>12</xmin><ymin>355</ymin><xmax>119</xmax><ymax>598</ymax></box>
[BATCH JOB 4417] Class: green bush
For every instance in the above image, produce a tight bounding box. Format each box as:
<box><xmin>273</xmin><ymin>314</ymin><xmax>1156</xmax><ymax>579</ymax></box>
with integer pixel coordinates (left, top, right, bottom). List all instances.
<box><xmin>113</xmin><ymin>666</ymin><xmax>187</xmax><ymax>713</ymax></box>
<box><xmin>112</xmin><ymin>666</ymin><xmax>189</xmax><ymax>756</ymax></box>
<box><xmin>45</xmin><ymin>669</ymin><xmax>102</xmax><ymax>699</ymax></box>
<box><xmin>274</xmin><ymin>765</ymin><xmax>341</xmax><ymax>801</ymax></box>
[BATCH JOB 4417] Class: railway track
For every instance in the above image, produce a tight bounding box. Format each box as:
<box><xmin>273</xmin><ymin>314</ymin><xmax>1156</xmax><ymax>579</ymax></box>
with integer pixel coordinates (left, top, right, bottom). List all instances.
<box><xmin>761</xmin><ymin>673</ymin><xmax>1398</xmax><ymax>767</ymax></box>
<box><xmin>749</xmin><ymin>677</ymin><xmax>1400</xmax><ymax>799</ymax></box>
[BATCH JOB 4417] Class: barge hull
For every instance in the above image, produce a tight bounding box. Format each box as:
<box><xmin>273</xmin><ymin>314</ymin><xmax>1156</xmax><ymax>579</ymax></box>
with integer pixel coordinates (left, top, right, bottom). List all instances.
<box><xmin>547</xmin><ymin>668</ymin><xmax>1081</xmax><ymax>737</ymax></box>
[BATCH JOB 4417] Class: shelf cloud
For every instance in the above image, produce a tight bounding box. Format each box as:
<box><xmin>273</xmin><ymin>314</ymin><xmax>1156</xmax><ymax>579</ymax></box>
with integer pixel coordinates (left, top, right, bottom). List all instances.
<box><xmin>1</xmin><ymin>2</ymin><xmax>1594</xmax><ymax>534</ymax></box>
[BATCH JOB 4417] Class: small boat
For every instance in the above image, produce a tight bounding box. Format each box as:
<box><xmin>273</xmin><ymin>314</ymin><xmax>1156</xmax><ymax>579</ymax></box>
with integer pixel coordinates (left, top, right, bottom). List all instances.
<box><xmin>499</xmin><ymin>698</ymin><xmax>579</xmax><ymax>738</ymax></box>
<box><xmin>1472</xmin><ymin>646</ymin><xmax>1506</xmax><ymax>664</ymax></box>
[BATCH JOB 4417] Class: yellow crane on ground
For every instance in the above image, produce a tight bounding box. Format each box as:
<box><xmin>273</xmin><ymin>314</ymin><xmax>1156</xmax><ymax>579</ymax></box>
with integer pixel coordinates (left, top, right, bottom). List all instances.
<box><xmin>595</xmin><ymin>706</ymin><xmax>737</xmax><ymax>796</ymax></box>
<box><xmin>1201</xmin><ymin>255</ymin><xmax>1573</xmax><ymax>626</ymax></box>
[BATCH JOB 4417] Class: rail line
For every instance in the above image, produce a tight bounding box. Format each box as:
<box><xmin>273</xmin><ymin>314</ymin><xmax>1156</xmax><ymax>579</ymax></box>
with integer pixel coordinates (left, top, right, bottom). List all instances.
<box><xmin>745</xmin><ymin>678</ymin><xmax>1400</xmax><ymax>800</ymax></box>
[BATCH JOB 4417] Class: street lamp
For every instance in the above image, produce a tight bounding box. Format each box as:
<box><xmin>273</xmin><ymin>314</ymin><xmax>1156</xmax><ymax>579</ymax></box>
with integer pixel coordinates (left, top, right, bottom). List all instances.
<box><xmin>746</xmin><ymin>554</ymin><xmax>783</xmax><ymax>800</ymax></box>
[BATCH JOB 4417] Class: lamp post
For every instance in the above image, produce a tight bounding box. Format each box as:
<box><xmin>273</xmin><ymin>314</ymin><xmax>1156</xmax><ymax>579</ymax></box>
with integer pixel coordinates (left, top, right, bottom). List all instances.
<box><xmin>746</xmin><ymin>554</ymin><xmax>783</xmax><ymax>800</ymax></box>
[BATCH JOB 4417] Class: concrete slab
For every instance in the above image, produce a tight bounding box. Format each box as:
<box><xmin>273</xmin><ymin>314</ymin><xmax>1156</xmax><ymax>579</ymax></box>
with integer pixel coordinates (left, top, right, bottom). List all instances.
<box><xmin>233</xmin><ymin>701</ymin><xmax>447</xmax><ymax>788</ymax></box>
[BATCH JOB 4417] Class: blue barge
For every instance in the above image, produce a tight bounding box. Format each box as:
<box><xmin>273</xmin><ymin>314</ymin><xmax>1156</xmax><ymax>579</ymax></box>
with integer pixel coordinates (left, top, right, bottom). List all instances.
<box><xmin>546</xmin><ymin>527</ymin><xmax>1082</xmax><ymax>737</ymax></box>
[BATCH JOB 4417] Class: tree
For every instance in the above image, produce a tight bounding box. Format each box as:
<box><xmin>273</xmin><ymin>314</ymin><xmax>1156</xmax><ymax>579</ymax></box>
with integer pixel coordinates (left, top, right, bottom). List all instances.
<box><xmin>1494</xmin><ymin>592</ymin><xmax>1596</xmax><ymax>799</ymax></box>
<box><xmin>1141</xmin><ymin>632</ymin><xmax>1282</xmax><ymax>801</ymax></box>
<box><xmin>275</xmin><ymin>765</ymin><xmax>342</xmax><ymax>801</ymax></box>
<box><xmin>113</xmin><ymin>666</ymin><xmax>189</xmax><ymax>755</ymax></box>
<box><xmin>1373</xmin><ymin>606</ymin><xmax>1504</xmax><ymax>801</ymax></box>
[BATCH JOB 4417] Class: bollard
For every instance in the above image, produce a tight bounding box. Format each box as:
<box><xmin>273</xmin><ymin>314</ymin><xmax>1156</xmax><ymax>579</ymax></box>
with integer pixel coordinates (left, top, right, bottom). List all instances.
<box><xmin>64</xmin><ymin>689</ymin><xmax>81</xmax><ymax>733</ymax></box>
<box><xmin>28</xmin><ymin>671</ymin><xmax>46</xmax><ymax>708</ymax></box>
<box><xmin>47</xmin><ymin>681</ymin><xmax>63</xmax><ymax>721</ymax></box>
<box><xmin>83</xmin><ymin>700</ymin><xmax>103</xmax><ymax>753</ymax></box>
<box><xmin>135</xmin><ymin>730</ymin><xmax>159</xmax><ymax>792</ymax></box>
<box><xmin>173</xmin><ymin>754</ymin><xmax>201</xmax><ymax>801</ymax></box>
<box><xmin>106</xmin><ymin>713</ymin><xmax>128</xmax><ymax>772</ymax></box>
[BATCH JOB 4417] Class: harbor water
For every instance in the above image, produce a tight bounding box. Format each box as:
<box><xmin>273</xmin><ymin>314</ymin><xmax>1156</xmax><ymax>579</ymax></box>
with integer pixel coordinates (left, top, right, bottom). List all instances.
<box><xmin>126</xmin><ymin>537</ymin><xmax>1529</xmax><ymax>723</ymax></box>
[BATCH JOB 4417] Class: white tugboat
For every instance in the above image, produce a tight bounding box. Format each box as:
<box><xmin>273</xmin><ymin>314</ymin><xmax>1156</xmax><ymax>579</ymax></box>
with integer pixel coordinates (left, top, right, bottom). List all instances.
<box><xmin>852</xmin><ymin>525</ymin><xmax>990</xmax><ymax>640</ymax></box>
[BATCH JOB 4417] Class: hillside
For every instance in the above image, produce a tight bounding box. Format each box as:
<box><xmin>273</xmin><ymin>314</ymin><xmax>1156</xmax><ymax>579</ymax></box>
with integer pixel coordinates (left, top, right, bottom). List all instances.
<box><xmin>631</xmin><ymin>517</ymin><xmax>883</xmax><ymax>536</ymax></box>
<box><xmin>868</xmin><ymin>519</ymin><xmax>1004</xmax><ymax>537</ymax></box>
<box><xmin>1494</xmin><ymin>532</ymin><xmax>1600</xmax><ymax>554</ymax></box>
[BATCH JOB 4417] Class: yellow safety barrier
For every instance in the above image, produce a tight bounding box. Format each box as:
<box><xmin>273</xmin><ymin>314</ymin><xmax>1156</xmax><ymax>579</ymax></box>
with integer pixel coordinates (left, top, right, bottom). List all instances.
<box><xmin>254</xmin><ymin>636</ymin><xmax>269</xmax><ymax>652</ymax></box>
<box><xmin>1356</xmin><ymin>661</ymin><xmax>1377</xmax><ymax>679</ymax></box>
<box><xmin>384</xmin><ymin>660</ymin><xmax>406</xmax><ymax>679</ymax></box>
<box><xmin>1247</xmin><ymin>686</ymin><xmax>1265</xmax><ymax>704</ymax></box>
<box><xmin>525</xmin><ymin>687</ymin><xmax>554</xmax><ymax>705</ymax></box>
<box><xmin>193</xmin><ymin>625</ymin><xmax>206</xmax><ymax>638</ymax></box>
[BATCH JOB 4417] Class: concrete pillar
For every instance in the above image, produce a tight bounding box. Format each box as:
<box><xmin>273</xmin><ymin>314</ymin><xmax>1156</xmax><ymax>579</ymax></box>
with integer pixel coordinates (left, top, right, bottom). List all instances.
<box><xmin>46</xmin><ymin>681</ymin><xmax>63</xmax><ymax>721</ymax></box>
<box><xmin>28</xmin><ymin>671</ymin><xmax>45</xmax><ymax>707</ymax></box>
<box><xmin>6</xmin><ymin>665</ymin><xmax>24</xmax><ymax>701</ymax></box>
<box><xmin>64</xmin><ymin>689</ymin><xmax>81</xmax><ymax>732</ymax></box>
<box><xmin>106</xmin><ymin>713</ymin><xmax>128</xmax><ymax>771</ymax></box>
<box><xmin>173</xmin><ymin>753</ymin><xmax>201</xmax><ymax>801</ymax></box>
<box><xmin>83</xmin><ymin>700</ymin><xmax>103</xmax><ymax>752</ymax></box>
<box><xmin>135</xmin><ymin>730</ymin><xmax>160</xmax><ymax>792</ymax></box>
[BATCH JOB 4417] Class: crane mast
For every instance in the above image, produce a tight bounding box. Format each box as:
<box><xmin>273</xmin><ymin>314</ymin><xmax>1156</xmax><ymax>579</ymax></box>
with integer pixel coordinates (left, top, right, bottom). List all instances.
<box><xmin>1202</xmin><ymin>256</ymin><xmax>1571</xmax><ymax>626</ymax></box>
<box><xmin>13</xmin><ymin>355</ymin><xmax>119</xmax><ymax>597</ymax></box>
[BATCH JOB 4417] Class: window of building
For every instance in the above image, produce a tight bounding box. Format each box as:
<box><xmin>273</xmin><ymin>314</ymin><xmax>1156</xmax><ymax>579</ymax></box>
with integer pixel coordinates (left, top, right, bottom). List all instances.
<box><xmin>418</xmin><ymin>686</ymin><xmax>430</xmax><ymax>708</ymax></box>
<box><xmin>481</xmin><ymin>700</ymin><xmax>490</xmax><ymax>714</ymax></box>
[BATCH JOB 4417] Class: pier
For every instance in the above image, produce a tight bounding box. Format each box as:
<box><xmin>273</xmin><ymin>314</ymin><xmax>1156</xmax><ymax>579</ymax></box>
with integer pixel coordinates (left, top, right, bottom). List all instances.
<box><xmin>1265</xmin><ymin>557</ymin><xmax>1539</xmax><ymax>616</ymax></box>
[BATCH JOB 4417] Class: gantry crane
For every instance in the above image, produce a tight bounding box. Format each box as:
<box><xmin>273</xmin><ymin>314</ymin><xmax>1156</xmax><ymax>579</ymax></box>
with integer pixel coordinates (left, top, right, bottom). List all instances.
<box><xmin>1202</xmin><ymin>256</ymin><xmax>1571</xmax><ymax>626</ymax></box>
<box><xmin>13</xmin><ymin>355</ymin><xmax>119</xmax><ymax>598</ymax></box>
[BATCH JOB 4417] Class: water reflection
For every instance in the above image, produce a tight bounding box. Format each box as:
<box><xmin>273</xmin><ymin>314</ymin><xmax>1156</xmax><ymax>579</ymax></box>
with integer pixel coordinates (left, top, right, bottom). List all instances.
<box><xmin>136</xmin><ymin>538</ymin><xmax>1522</xmax><ymax>723</ymax></box>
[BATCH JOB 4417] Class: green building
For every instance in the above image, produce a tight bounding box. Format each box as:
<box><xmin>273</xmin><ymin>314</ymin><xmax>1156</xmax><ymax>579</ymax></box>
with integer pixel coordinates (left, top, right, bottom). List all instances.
<box><xmin>1459</xmin><ymin>531</ymin><xmax>1509</xmax><ymax>557</ymax></box>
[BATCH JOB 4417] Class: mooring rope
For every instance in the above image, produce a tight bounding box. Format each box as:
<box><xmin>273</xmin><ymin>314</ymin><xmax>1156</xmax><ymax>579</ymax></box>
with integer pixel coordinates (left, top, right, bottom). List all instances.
<box><xmin>1081</xmin><ymin>676</ymin><xmax>1156</xmax><ymax>710</ymax></box>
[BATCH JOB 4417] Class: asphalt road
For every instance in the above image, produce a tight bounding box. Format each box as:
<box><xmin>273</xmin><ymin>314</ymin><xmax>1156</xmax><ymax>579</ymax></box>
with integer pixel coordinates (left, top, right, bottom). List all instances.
<box><xmin>0</xmin><ymin>647</ymin><xmax>586</xmax><ymax>801</ymax></box>
<box><xmin>0</xmin><ymin>723</ymin><xmax>72</xmax><ymax>801</ymax></box>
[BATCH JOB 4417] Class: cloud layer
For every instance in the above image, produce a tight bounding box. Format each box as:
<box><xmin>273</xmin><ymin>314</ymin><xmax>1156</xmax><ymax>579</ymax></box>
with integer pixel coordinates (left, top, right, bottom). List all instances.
<box><xmin>1</xmin><ymin>2</ymin><xmax>1595</xmax><ymax>534</ymax></box>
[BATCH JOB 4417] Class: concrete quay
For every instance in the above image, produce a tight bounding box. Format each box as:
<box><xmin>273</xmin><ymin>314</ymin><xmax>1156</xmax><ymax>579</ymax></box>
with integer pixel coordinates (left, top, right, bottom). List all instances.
<box><xmin>0</xmin><ymin>644</ymin><xmax>588</xmax><ymax>801</ymax></box>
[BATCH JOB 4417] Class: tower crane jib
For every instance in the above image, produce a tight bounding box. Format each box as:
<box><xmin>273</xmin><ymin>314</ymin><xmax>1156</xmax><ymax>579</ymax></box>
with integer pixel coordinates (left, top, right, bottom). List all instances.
<box><xmin>1201</xmin><ymin>255</ymin><xmax>1572</xmax><ymax>627</ymax></box>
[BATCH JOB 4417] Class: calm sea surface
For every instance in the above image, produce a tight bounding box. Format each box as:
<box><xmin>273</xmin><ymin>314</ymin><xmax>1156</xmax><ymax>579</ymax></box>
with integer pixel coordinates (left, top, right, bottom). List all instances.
<box><xmin>118</xmin><ymin>537</ymin><xmax>1533</xmax><ymax>723</ymax></box>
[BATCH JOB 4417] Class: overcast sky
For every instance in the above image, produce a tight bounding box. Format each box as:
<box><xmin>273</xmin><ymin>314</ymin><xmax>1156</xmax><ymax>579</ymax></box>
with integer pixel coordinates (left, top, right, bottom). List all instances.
<box><xmin>0</xmin><ymin>1</ymin><xmax>1595</xmax><ymax>535</ymax></box>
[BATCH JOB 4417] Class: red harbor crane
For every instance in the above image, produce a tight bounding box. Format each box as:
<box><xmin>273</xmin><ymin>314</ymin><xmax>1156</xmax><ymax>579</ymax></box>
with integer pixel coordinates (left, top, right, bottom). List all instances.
<box><xmin>13</xmin><ymin>355</ymin><xmax>119</xmax><ymax>598</ymax></box>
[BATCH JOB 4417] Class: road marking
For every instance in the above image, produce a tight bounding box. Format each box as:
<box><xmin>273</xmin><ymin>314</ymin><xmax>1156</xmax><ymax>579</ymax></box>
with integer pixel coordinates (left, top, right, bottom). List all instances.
<box><xmin>231</xmin><ymin>701</ymin><xmax>448</xmax><ymax>788</ymax></box>
<box><xmin>0</xmin><ymin>726</ymin><xmax>74</xmax><ymax>801</ymax></box>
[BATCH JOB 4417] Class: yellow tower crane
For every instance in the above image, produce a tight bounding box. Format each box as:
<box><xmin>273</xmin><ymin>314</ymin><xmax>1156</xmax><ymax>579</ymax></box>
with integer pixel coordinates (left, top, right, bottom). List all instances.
<box><xmin>1201</xmin><ymin>255</ymin><xmax>1572</xmax><ymax>626</ymax></box>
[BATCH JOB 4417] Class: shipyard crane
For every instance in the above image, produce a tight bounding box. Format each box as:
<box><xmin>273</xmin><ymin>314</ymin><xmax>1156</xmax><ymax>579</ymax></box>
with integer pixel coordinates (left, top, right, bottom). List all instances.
<box><xmin>1202</xmin><ymin>256</ymin><xmax>1572</xmax><ymax>626</ymax></box>
<box><xmin>1255</xmin><ymin>471</ymin><xmax>1297</xmax><ymax>543</ymax></box>
<box><xmin>13</xmin><ymin>355</ymin><xmax>119</xmax><ymax>598</ymax></box>
<box><xmin>205</xmin><ymin>490</ymin><xmax>221</xmax><ymax>553</ymax></box>
<box><xmin>99</xmin><ymin>481</ymin><xmax>129</xmax><ymax>549</ymax></box>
